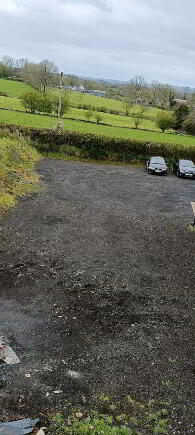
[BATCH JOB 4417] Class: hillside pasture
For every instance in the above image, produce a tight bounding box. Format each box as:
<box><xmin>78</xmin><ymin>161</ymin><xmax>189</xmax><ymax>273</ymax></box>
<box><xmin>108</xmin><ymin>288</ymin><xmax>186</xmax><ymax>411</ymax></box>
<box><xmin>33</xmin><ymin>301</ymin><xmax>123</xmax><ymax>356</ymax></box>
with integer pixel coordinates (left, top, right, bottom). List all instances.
<box><xmin>0</xmin><ymin>96</ymin><xmax>24</xmax><ymax>111</ymax></box>
<box><xmin>0</xmin><ymin>78</ymin><xmax>32</xmax><ymax>97</ymax></box>
<box><xmin>49</xmin><ymin>89</ymin><xmax>163</xmax><ymax>120</ymax></box>
<box><xmin>0</xmin><ymin>96</ymin><xmax>166</xmax><ymax>132</ymax></box>
<box><xmin>1</xmin><ymin>108</ymin><xmax>195</xmax><ymax>147</ymax></box>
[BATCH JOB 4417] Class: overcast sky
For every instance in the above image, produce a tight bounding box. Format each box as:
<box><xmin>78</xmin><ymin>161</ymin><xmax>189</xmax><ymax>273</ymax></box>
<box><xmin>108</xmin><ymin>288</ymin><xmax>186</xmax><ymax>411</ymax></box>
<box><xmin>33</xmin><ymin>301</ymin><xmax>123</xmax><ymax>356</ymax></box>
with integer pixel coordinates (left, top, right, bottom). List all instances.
<box><xmin>0</xmin><ymin>0</ymin><xmax>194</xmax><ymax>86</ymax></box>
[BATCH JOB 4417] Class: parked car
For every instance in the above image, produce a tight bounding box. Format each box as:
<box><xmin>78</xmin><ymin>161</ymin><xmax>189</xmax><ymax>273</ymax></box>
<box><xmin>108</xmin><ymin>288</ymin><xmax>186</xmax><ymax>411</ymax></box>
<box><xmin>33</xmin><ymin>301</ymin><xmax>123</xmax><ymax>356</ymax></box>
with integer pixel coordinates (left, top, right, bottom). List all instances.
<box><xmin>173</xmin><ymin>160</ymin><xmax>195</xmax><ymax>178</ymax></box>
<box><xmin>146</xmin><ymin>156</ymin><xmax>168</xmax><ymax>175</ymax></box>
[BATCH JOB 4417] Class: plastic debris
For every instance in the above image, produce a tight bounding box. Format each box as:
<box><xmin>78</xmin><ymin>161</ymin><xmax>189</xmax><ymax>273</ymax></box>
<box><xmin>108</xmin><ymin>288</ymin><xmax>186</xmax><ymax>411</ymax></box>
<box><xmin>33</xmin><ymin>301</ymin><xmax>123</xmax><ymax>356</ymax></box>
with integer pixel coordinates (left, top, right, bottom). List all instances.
<box><xmin>0</xmin><ymin>418</ymin><xmax>39</xmax><ymax>435</ymax></box>
<box><xmin>53</xmin><ymin>390</ymin><xmax>63</xmax><ymax>394</ymax></box>
<box><xmin>0</xmin><ymin>336</ymin><xmax>20</xmax><ymax>367</ymax></box>
<box><xmin>67</xmin><ymin>370</ymin><xmax>82</xmax><ymax>380</ymax></box>
<box><xmin>36</xmin><ymin>429</ymin><xmax>46</xmax><ymax>435</ymax></box>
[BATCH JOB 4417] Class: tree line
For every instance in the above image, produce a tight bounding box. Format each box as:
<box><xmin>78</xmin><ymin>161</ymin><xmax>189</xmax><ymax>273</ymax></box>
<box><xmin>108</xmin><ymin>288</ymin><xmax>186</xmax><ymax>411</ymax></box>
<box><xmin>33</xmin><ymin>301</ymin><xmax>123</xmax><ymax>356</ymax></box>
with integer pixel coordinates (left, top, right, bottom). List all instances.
<box><xmin>1</xmin><ymin>54</ymin><xmax>195</xmax><ymax>109</ymax></box>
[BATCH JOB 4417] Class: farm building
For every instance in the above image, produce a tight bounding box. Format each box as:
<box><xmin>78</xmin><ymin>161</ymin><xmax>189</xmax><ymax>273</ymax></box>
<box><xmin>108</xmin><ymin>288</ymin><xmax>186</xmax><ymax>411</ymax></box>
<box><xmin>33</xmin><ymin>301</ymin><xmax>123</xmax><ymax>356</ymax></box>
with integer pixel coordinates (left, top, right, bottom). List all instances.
<box><xmin>85</xmin><ymin>89</ymin><xmax>106</xmax><ymax>97</ymax></box>
<box><xmin>173</xmin><ymin>98</ymin><xmax>188</xmax><ymax>105</ymax></box>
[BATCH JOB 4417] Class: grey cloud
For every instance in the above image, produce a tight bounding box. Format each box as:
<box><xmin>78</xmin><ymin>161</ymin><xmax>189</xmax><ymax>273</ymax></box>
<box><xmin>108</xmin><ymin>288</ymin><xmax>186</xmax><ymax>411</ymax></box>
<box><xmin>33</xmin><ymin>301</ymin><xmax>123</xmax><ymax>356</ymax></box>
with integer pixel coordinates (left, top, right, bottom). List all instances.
<box><xmin>0</xmin><ymin>0</ymin><xmax>195</xmax><ymax>86</ymax></box>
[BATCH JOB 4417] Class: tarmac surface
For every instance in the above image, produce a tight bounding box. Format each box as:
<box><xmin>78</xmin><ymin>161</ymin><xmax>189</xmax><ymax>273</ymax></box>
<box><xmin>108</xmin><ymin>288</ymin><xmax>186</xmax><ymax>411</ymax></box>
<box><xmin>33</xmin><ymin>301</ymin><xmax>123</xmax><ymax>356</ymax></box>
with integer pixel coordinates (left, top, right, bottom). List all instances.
<box><xmin>0</xmin><ymin>160</ymin><xmax>194</xmax><ymax>432</ymax></box>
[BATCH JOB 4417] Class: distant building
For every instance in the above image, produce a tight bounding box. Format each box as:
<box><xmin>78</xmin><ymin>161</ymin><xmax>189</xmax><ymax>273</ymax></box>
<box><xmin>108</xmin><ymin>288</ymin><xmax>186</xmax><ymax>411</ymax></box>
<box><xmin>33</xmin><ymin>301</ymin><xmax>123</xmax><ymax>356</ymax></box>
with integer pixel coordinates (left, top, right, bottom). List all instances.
<box><xmin>85</xmin><ymin>90</ymin><xmax>106</xmax><ymax>97</ymax></box>
<box><xmin>57</xmin><ymin>84</ymin><xmax>106</xmax><ymax>98</ymax></box>
<box><xmin>173</xmin><ymin>98</ymin><xmax>188</xmax><ymax>106</ymax></box>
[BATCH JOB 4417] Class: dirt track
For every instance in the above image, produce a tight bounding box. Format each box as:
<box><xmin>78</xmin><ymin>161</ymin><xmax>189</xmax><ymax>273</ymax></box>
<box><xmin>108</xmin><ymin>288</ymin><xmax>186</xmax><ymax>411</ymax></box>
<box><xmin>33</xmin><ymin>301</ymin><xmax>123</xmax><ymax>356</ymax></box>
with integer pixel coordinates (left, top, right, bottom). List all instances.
<box><xmin>0</xmin><ymin>160</ymin><xmax>194</xmax><ymax>432</ymax></box>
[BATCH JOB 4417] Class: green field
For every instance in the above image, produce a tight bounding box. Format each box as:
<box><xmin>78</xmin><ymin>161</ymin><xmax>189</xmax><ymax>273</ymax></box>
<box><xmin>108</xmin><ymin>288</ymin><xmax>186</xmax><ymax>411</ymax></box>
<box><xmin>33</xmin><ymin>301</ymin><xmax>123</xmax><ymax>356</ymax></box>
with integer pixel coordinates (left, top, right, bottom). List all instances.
<box><xmin>1</xmin><ymin>109</ymin><xmax>195</xmax><ymax>147</ymax></box>
<box><xmin>0</xmin><ymin>79</ymin><xmax>194</xmax><ymax>148</ymax></box>
<box><xmin>0</xmin><ymin>95</ymin><xmax>162</xmax><ymax>131</ymax></box>
<box><xmin>66</xmin><ymin>107</ymin><xmax>160</xmax><ymax>131</ymax></box>
<box><xmin>49</xmin><ymin>88</ymin><xmax>161</xmax><ymax>119</ymax></box>
<box><xmin>0</xmin><ymin>78</ymin><xmax>32</xmax><ymax>97</ymax></box>
<box><xmin>0</xmin><ymin>96</ymin><xmax>24</xmax><ymax>111</ymax></box>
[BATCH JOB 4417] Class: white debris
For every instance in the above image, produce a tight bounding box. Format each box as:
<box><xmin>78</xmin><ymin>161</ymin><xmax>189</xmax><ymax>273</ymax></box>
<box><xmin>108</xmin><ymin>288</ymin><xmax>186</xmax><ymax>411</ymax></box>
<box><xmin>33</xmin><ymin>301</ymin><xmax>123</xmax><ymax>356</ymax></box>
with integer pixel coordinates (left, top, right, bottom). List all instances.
<box><xmin>53</xmin><ymin>390</ymin><xmax>63</xmax><ymax>394</ymax></box>
<box><xmin>0</xmin><ymin>335</ymin><xmax>20</xmax><ymax>366</ymax></box>
<box><xmin>25</xmin><ymin>374</ymin><xmax>31</xmax><ymax>378</ymax></box>
<box><xmin>36</xmin><ymin>428</ymin><xmax>46</xmax><ymax>435</ymax></box>
<box><xmin>67</xmin><ymin>370</ymin><xmax>82</xmax><ymax>380</ymax></box>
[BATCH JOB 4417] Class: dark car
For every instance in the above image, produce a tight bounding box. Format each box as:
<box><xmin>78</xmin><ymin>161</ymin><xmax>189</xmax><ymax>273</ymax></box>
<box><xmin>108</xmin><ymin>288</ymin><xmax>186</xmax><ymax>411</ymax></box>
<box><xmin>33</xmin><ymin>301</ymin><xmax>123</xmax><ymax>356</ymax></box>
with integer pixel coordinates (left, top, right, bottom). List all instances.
<box><xmin>146</xmin><ymin>156</ymin><xmax>168</xmax><ymax>175</ymax></box>
<box><xmin>173</xmin><ymin>160</ymin><xmax>195</xmax><ymax>178</ymax></box>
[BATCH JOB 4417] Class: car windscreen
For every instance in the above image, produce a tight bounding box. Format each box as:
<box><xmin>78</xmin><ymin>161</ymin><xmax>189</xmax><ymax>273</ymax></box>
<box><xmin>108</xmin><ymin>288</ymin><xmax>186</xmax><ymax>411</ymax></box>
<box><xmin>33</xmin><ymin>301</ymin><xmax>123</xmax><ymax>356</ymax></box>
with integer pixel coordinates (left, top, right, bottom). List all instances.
<box><xmin>180</xmin><ymin>161</ymin><xmax>195</xmax><ymax>168</ymax></box>
<box><xmin>151</xmin><ymin>158</ymin><xmax>165</xmax><ymax>165</ymax></box>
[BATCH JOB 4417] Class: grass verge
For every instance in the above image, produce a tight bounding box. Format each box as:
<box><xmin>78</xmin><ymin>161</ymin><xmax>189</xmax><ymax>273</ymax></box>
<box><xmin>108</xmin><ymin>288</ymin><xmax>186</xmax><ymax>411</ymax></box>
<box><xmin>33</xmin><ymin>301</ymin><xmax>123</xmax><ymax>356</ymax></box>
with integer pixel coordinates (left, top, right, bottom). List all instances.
<box><xmin>0</xmin><ymin>130</ymin><xmax>40</xmax><ymax>213</ymax></box>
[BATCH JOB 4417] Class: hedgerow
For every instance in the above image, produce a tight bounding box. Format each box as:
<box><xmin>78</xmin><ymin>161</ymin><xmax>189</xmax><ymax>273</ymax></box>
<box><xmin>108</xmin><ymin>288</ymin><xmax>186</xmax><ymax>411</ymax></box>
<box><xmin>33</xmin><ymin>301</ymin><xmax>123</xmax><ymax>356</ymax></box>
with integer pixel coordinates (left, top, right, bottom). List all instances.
<box><xmin>0</xmin><ymin>124</ymin><xmax>195</xmax><ymax>162</ymax></box>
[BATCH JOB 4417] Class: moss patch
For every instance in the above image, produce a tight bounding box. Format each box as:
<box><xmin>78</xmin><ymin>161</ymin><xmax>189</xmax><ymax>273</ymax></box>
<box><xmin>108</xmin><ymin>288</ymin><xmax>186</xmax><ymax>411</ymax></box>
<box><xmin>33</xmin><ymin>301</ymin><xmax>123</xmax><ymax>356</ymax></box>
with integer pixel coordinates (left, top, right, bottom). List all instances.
<box><xmin>47</xmin><ymin>395</ymin><xmax>172</xmax><ymax>434</ymax></box>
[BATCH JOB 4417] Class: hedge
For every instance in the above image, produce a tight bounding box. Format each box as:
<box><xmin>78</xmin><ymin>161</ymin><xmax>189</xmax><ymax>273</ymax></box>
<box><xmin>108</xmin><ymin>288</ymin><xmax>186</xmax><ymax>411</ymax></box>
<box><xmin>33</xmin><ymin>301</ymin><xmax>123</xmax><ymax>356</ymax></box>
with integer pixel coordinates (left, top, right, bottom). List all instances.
<box><xmin>0</xmin><ymin>123</ymin><xmax>195</xmax><ymax>161</ymax></box>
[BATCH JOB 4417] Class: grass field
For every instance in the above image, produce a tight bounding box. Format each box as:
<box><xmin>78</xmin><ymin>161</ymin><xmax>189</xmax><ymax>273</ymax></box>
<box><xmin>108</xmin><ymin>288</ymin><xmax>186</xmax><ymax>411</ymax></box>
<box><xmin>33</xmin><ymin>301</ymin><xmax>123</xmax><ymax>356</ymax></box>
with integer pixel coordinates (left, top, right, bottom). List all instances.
<box><xmin>0</xmin><ymin>78</ymin><xmax>32</xmax><ymax>97</ymax></box>
<box><xmin>66</xmin><ymin>107</ymin><xmax>160</xmax><ymax>131</ymax></box>
<box><xmin>1</xmin><ymin>108</ymin><xmax>195</xmax><ymax>146</ymax></box>
<box><xmin>0</xmin><ymin>80</ymin><xmax>194</xmax><ymax>149</ymax></box>
<box><xmin>49</xmin><ymin>89</ymin><xmax>162</xmax><ymax>120</ymax></box>
<box><xmin>0</xmin><ymin>96</ymin><xmax>24</xmax><ymax>111</ymax></box>
<box><xmin>0</xmin><ymin>96</ymin><xmax>163</xmax><ymax>132</ymax></box>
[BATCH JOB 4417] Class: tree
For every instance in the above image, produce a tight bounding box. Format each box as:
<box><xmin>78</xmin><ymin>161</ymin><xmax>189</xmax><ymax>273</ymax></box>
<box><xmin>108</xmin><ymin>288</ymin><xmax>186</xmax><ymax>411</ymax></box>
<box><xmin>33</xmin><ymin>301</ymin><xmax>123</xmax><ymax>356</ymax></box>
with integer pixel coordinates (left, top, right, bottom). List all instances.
<box><xmin>133</xmin><ymin>115</ymin><xmax>143</xmax><ymax>129</ymax></box>
<box><xmin>94</xmin><ymin>112</ymin><xmax>102</xmax><ymax>124</ymax></box>
<box><xmin>37</xmin><ymin>94</ymin><xmax>53</xmax><ymax>114</ymax></box>
<box><xmin>124</xmin><ymin>97</ymin><xmax>133</xmax><ymax>116</ymax></box>
<box><xmin>38</xmin><ymin>60</ymin><xmax>58</xmax><ymax>92</ymax></box>
<box><xmin>127</xmin><ymin>75</ymin><xmax>146</xmax><ymax>103</ymax></box>
<box><xmin>156</xmin><ymin>111</ymin><xmax>173</xmax><ymax>132</ymax></box>
<box><xmin>21</xmin><ymin>92</ymin><xmax>40</xmax><ymax>114</ymax></box>
<box><xmin>173</xmin><ymin>104</ymin><xmax>190</xmax><ymax>130</ymax></box>
<box><xmin>20</xmin><ymin>59</ymin><xmax>58</xmax><ymax>91</ymax></box>
<box><xmin>84</xmin><ymin>109</ymin><xmax>93</xmax><ymax>121</ymax></box>
<box><xmin>183</xmin><ymin>112</ymin><xmax>195</xmax><ymax>135</ymax></box>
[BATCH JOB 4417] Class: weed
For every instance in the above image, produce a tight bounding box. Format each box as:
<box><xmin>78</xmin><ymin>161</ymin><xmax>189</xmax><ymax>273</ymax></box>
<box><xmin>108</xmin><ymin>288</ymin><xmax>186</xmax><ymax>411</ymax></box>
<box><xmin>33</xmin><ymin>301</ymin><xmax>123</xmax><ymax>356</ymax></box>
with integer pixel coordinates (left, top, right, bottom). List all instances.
<box><xmin>0</xmin><ymin>130</ymin><xmax>40</xmax><ymax>213</ymax></box>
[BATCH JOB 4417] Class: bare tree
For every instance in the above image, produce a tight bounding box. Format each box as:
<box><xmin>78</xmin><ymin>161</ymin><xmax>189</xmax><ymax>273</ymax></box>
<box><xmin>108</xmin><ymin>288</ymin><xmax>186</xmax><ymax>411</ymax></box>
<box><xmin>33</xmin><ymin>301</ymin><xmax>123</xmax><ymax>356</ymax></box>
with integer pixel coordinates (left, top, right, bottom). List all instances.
<box><xmin>128</xmin><ymin>75</ymin><xmax>146</xmax><ymax>103</ymax></box>
<box><xmin>38</xmin><ymin>59</ymin><xmax>58</xmax><ymax>92</ymax></box>
<box><xmin>1</xmin><ymin>55</ymin><xmax>15</xmax><ymax>69</ymax></box>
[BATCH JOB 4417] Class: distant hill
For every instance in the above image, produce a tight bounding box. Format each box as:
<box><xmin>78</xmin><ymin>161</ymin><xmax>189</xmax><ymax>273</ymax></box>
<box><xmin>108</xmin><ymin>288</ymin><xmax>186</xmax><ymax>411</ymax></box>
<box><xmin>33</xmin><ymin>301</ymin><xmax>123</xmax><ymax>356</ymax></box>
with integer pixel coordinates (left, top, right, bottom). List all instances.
<box><xmin>76</xmin><ymin>75</ymin><xmax>195</xmax><ymax>91</ymax></box>
<box><xmin>78</xmin><ymin>76</ymin><xmax>129</xmax><ymax>85</ymax></box>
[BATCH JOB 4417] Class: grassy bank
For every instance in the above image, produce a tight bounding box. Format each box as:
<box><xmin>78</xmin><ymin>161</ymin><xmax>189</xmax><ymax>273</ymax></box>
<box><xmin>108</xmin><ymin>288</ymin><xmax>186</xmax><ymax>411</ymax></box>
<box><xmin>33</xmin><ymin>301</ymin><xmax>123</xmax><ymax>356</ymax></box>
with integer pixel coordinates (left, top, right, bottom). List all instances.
<box><xmin>0</xmin><ymin>130</ymin><xmax>40</xmax><ymax>213</ymax></box>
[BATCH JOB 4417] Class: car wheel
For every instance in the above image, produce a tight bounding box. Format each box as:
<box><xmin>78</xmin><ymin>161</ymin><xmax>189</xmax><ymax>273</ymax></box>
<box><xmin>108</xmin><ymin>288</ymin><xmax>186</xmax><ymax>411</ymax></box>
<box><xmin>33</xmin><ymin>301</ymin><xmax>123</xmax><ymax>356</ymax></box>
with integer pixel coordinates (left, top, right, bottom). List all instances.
<box><xmin>176</xmin><ymin>170</ymin><xmax>180</xmax><ymax>177</ymax></box>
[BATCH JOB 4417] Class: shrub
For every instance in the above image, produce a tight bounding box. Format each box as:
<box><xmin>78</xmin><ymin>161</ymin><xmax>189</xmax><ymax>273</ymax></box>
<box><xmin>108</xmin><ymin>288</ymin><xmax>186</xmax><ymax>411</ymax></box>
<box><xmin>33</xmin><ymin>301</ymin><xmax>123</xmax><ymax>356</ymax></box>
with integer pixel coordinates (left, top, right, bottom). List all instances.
<box><xmin>183</xmin><ymin>112</ymin><xmax>195</xmax><ymax>135</ymax></box>
<box><xmin>52</xmin><ymin>95</ymin><xmax>69</xmax><ymax>117</ymax></box>
<box><xmin>84</xmin><ymin>109</ymin><xmax>94</xmax><ymax>121</ymax></box>
<box><xmin>0</xmin><ymin>91</ymin><xmax>8</xmax><ymax>97</ymax></box>
<box><xmin>134</xmin><ymin>115</ymin><xmax>143</xmax><ymax>129</ymax></box>
<box><xmin>95</xmin><ymin>112</ymin><xmax>102</xmax><ymax>124</ymax></box>
<box><xmin>21</xmin><ymin>92</ymin><xmax>40</xmax><ymax>114</ymax></box>
<box><xmin>1</xmin><ymin>125</ymin><xmax>195</xmax><ymax>162</ymax></box>
<box><xmin>110</xmin><ymin>109</ymin><xmax>119</xmax><ymax>115</ymax></box>
<box><xmin>173</xmin><ymin>104</ymin><xmax>190</xmax><ymax>130</ymax></box>
<box><xmin>156</xmin><ymin>111</ymin><xmax>173</xmax><ymax>132</ymax></box>
<box><xmin>0</xmin><ymin>131</ymin><xmax>40</xmax><ymax>212</ymax></box>
<box><xmin>37</xmin><ymin>94</ymin><xmax>53</xmax><ymax>114</ymax></box>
